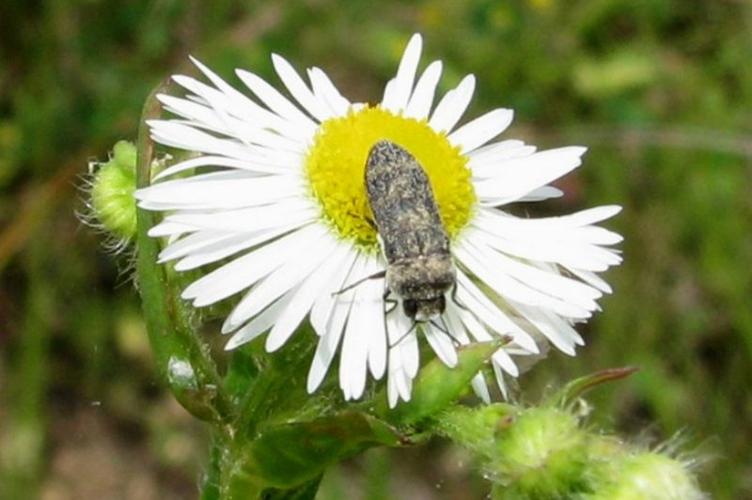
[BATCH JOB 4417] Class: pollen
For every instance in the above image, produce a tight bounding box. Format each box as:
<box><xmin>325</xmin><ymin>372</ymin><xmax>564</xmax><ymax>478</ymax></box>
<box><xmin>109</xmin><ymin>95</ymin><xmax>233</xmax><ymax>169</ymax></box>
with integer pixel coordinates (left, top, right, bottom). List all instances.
<box><xmin>305</xmin><ymin>106</ymin><xmax>475</xmax><ymax>249</ymax></box>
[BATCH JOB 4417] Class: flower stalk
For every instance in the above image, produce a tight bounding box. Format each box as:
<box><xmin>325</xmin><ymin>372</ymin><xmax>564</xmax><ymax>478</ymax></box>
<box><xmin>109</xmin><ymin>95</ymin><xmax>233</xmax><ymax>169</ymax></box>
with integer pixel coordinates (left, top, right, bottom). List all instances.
<box><xmin>135</xmin><ymin>81</ymin><xmax>233</xmax><ymax>424</ymax></box>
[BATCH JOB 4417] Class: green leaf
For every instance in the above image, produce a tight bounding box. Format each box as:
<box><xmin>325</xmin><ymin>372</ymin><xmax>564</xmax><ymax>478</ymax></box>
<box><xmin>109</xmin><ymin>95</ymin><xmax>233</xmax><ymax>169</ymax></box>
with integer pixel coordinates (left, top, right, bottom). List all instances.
<box><xmin>377</xmin><ymin>340</ymin><xmax>501</xmax><ymax>425</ymax></box>
<box><xmin>231</xmin><ymin>411</ymin><xmax>404</xmax><ymax>490</ymax></box>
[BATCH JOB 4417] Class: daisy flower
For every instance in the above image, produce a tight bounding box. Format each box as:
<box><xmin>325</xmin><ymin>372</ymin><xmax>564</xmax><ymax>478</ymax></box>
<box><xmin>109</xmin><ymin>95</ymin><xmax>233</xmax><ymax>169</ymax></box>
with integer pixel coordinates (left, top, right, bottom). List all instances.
<box><xmin>135</xmin><ymin>34</ymin><xmax>622</xmax><ymax>407</ymax></box>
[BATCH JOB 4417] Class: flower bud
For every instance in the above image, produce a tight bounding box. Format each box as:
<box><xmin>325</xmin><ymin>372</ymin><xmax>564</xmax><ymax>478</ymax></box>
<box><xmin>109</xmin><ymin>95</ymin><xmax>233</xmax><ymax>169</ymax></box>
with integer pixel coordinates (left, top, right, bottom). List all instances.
<box><xmin>586</xmin><ymin>451</ymin><xmax>705</xmax><ymax>500</ymax></box>
<box><xmin>88</xmin><ymin>140</ymin><xmax>138</xmax><ymax>244</ymax></box>
<box><xmin>435</xmin><ymin>404</ymin><xmax>515</xmax><ymax>459</ymax></box>
<box><xmin>491</xmin><ymin>407</ymin><xmax>589</xmax><ymax>499</ymax></box>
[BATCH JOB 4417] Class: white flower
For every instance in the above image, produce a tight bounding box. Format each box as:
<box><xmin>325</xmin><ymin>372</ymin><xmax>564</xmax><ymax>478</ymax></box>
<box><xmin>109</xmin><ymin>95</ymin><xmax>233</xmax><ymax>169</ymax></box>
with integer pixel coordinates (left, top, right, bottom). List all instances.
<box><xmin>135</xmin><ymin>34</ymin><xmax>622</xmax><ymax>407</ymax></box>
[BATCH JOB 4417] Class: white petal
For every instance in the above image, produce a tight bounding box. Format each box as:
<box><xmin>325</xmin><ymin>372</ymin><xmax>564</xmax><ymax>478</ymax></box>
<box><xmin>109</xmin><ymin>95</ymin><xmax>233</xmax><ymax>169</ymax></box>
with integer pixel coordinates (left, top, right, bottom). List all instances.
<box><xmin>158</xmin><ymin>230</ymin><xmax>237</xmax><ymax>263</ymax></box>
<box><xmin>151</xmin><ymin>168</ymin><xmax>257</xmax><ymax>185</ymax></box>
<box><xmin>310</xmin><ymin>249</ymin><xmax>360</xmax><ymax>337</ymax></box>
<box><xmin>307</xmin><ymin>67</ymin><xmax>350</xmax><ymax>116</ymax></box>
<box><xmin>511</xmin><ymin>205</ymin><xmax>622</xmax><ymax>229</ymax></box>
<box><xmin>158</xmin><ymin>94</ymin><xmax>228</xmax><ymax>132</ymax></box>
<box><xmin>424</xmin><ymin>324</ymin><xmax>458</xmax><ymax>368</ymax></box>
<box><xmin>181</xmin><ymin>224</ymin><xmax>321</xmax><ymax>307</ymax></box>
<box><xmin>387</xmin><ymin>349</ymin><xmax>403</xmax><ymax>408</ymax></box>
<box><xmin>161</xmin><ymin>200</ymin><xmax>316</xmax><ymax>233</ymax></box>
<box><xmin>387</xmin><ymin>346</ymin><xmax>413</xmax><ymax>407</ymax></box>
<box><xmin>381</xmin><ymin>79</ymin><xmax>396</xmax><ymax>108</ymax></box>
<box><xmin>221</xmin><ymin>228</ymin><xmax>334</xmax><ymax>332</ymax></box>
<box><xmin>492</xmin><ymin>348</ymin><xmax>519</xmax><ymax>377</ymax></box>
<box><xmin>468</xmin><ymin>140</ymin><xmax>535</xmax><ymax>165</ymax></box>
<box><xmin>174</xmin><ymin>224</ymin><xmax>301</xmax><ymax>271</ymax></box>
<box><xmin>386</xmin><ymin>301</ymin><xmax>411</xmax><ymax>346</ymax></box>
<box><xmin>470</xmin><ymin>142</ymin><xmax>539</xmax><ymax>178</ymax></box>
<box><xmin>184</xmin><ymin>58</ymin><xmax>312</xmax><ymax>141</ymax></box>
<box><xmin>455</xmin><ymin>241</ymin><xmax>591</xmax><ymax>319</ymax></box>
<box><xmin>570</xmin><ymin>226</ymin><xmax>624</xmax><ymax>246</ymax></box>
<box><xmin>447</xmin><ymin>306</ymin><xmax>491</xmax><ymax>343</ymax></box>
<box><xmin>236</xmin><ymin>69</ymin><xmax>318</xmax><ymax>133</ymax></box>
<box><xmin>578</xmin><ymin>205</ymin><xmax>624</xmax><ymax>229</ymax></box>
<box><xmin>339</xmin><ymin>261</ymin><xmax>380</xmax><ymax>400</ymax></box>
<box><xmin>265</xmin><ymin>240</ymin><xmax>349</xmax><ymax>351</ymax></box>
<box><xmin>568</xmin><ymin>268</ymin><xmax>613</xmax><ymax>294</ymax></box>
<box><xmin>399</xmin><ymin>364</ymin><xmax>414</xmax><ymax>402</ymax></box>
<box><xmin>147</xmin><ymin>221</ymin><xmax>195</xmax><ymax>238</ymax></box>
<box><xmin>403</xmin><ymin>60</ymin><xmax>442</xmax><ymax>119</ymax></box>
<box><xmin>428</xmin><ymin>74</ymin><xmax>475</xmax><ymax>133</ymax></box>
<box><xmin>492</xmin><ymin>360</ymin><xmax>510</xmax><ymax>399</ymax></box>
<box><xmin>225</xmin><ymin>294</ymin><xmax>292</xmax><ymax>349</ymax></box>
<box><xmin>448</xmin><ymin>108</ymin><xmax>514</xmax><ymax>153</ymax></box>
<box><xmin>471</xmin><ymin>208</ymin><xmax>623</xmax><ymax>270</ymax></box>
<box><xmin>466</xmin><ymin>231</ymin><xmax>603</xmax><ymax>309</ymax></box>
<box><xmin>136</xmin><ymin>174</ymin><xmax>303</xmax><ymax>210</ymax></box>
<box><xmin>362</xmin><ymin>260</ymin><xmax>388</xmax><ymax>380</ymax></box>
<box><xmin>520</xmin><ymin>293</ymin><xmax>585</xmax><ymax>347</ymax></box>
<box><xmin>381</xmin><ymin>34</ymin><xmax>422</xmax><ymax>112</ymax></box>
<box><xmin>474</xmin><ymin>147</ymin><xmax>587</xmax><ymax>205</ymax></box>
<box><xmin>400</xmin><ymin>332</ymin><xmax>420</xmax><ymax>378</ymax></box>
<box><xmin>152</xmin><ymin>155</ymin><xmax>295</xmax><ymax>182</ymax></box>
<box><xmin>271</xmin><ymin>54</ymin><xmax>331</xmax><ymax>122</ymax></box>
<box><xmin>454</xmin><ymin>271</ymin><xmax>539</xmax><ymax>353</ymax></box>
<box><xmin>387</xmin><ymin>376</ymin><xmax>399</xmax><ymax>408</ymax></box>
<box><xmin>306</xmin><ymin>256</ymin><xmax>362</xmax><ymax>393</ymax></box>
<box><xmin>442</xmin><ymin>309</ymin><xmax>471</xmax><ymax>345</ymax></box>
<box><xmin>149</xmin><ymin>121</ymin><xmax>266</xmax><ymax>161</ymax></box>
<box><xmin>332</xmin><ymin>256</ymin><xmax>369</xmax><ymax>400</ymax></box>
<box><xmin>471</xmin><ymin>373</ymin><xmax>491</xmax><ymax>404</ymax></box>
<box><xmin>161</xmin><ymin>94</ymin><xmax>302</xmax><ymax>153</ymax></box>
<box><xmin>518</xmin><ymin>186</ymin><xmax>564</xmax><ymax>201</ymax></box>
<box><xmin>171</xmin><ymin>74</ymin><xmax>226</xmax><ymax>108</ymax></box>
<box><xmin>474</xmin><ymin>205</ymin><xmax>622</xmax><ymax>245</ymax></box>
<box><xmin>470</xmin><ymin>218</ymin><xmax>620</xmax><ymax>272</ymax></box>
<box><xmin>511</xmin><ymin>302</ymin><xmax>579</xmax><ymax>355</ymax></box>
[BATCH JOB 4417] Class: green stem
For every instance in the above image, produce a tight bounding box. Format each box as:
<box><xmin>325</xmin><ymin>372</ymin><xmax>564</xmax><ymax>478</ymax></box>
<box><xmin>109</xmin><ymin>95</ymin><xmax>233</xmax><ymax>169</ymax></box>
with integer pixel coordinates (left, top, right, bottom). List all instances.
<box><xmin>135</xmin><ymin>81</ymin><xmax>234</xmax><ymax>423</ymax></box>
<box><xmin>200</xmin><ymin>433</ymin><xmax>225</xmax><ymax>500</ymax></box>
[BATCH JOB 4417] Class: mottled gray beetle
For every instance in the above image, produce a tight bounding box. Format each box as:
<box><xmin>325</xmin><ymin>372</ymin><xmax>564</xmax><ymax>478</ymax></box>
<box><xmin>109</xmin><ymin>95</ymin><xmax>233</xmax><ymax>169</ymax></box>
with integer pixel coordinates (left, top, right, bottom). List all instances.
<box><xmin>364</xmin><ymin>140</ymin><xmax>456</xmax><ymax>322</ymax></box>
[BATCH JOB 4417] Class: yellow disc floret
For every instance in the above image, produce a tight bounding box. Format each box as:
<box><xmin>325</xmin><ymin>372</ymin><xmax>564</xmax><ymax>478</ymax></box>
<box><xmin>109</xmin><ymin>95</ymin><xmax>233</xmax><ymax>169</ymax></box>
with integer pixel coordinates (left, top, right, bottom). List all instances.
<box><xmin>305</xmin><ymin>106</ymin><xmax>475</xmax><ymax>249</ymax></box>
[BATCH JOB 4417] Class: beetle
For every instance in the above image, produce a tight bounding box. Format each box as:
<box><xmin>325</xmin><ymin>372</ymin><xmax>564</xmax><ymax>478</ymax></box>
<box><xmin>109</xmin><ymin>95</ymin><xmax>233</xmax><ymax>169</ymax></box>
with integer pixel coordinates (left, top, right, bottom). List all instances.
<box><xmin>364</xmin><ymin>140</ymin><xmax>456</xmax><ymax>322</ymax></box>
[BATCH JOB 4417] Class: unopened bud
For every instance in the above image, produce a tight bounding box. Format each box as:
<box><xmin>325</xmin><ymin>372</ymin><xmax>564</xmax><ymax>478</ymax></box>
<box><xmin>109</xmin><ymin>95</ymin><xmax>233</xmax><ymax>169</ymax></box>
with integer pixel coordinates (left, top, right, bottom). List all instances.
<box><xmin>586</xmin><ymin>451</ymin><xmax>705</xmax><ymax>500</ymax></box>
<box><xmin>86</xmin><ymin>141</ymin><xmax>138</xmax><ymax>247</ymax></box>
<box><xmin>491</xmin><ymin>407</ymin><xmax>588</xmax><ymax>499</ymax></box>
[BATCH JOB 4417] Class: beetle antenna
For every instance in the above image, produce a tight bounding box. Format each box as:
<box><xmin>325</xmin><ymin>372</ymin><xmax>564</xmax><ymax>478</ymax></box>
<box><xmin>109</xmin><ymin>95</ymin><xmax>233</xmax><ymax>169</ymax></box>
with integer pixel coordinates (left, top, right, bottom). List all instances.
<box><xmin>391</xmin><ymin>320</ymin><xmax>419</xmax><ymax>348</ymax></box>
<box><xmin>332</xmin><ymin>270</ymin><xmax>386</xmax><ymax>296</ymax></box>
<box><xmin>430</xmin><ymin>317</ymin><xmax>462</xmax><ymax>347</ymax></box>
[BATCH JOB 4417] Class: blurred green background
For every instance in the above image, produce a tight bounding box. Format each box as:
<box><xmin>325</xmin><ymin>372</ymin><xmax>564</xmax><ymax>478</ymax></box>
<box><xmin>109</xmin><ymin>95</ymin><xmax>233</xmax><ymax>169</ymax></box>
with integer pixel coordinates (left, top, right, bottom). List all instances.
<box><xmin>1</xmin><ymin>1</ymin><xmax>750</xmax><ymax>498</ymax></box>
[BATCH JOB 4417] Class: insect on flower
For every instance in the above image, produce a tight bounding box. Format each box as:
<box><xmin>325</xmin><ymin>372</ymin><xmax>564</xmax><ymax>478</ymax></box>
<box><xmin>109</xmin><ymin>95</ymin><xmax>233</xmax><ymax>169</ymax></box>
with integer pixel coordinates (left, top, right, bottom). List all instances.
<box><xmin>134</xmin><ymin>33</ymin><xmax>623</xmax><ymax>407</ymax></box>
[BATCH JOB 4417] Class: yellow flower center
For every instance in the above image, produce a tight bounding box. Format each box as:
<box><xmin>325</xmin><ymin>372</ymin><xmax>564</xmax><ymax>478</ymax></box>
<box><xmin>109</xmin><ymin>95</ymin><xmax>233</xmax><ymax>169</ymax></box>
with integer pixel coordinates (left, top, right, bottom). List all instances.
<box><xmin>305</xmin><ymin>106</ymin><xmax>475</xmax><ymax>250</ymax></box>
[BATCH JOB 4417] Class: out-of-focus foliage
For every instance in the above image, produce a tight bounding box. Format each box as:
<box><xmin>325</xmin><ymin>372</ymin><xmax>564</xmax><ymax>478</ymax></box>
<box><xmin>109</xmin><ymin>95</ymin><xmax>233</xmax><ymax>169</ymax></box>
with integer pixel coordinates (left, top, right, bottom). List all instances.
<box><xmin>0</xmin><ymin>1</ymin><xmax>749</xmax><ymax>498</ymax></box>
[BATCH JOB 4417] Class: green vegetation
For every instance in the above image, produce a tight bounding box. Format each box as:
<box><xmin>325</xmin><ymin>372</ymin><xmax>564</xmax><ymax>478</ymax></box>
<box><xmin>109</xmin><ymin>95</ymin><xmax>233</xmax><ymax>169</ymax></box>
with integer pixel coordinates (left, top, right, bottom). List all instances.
<box><xmin>1</xmin><ymin>1</ymin><xmax>749</xmax><ymax>498</ymax></box>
